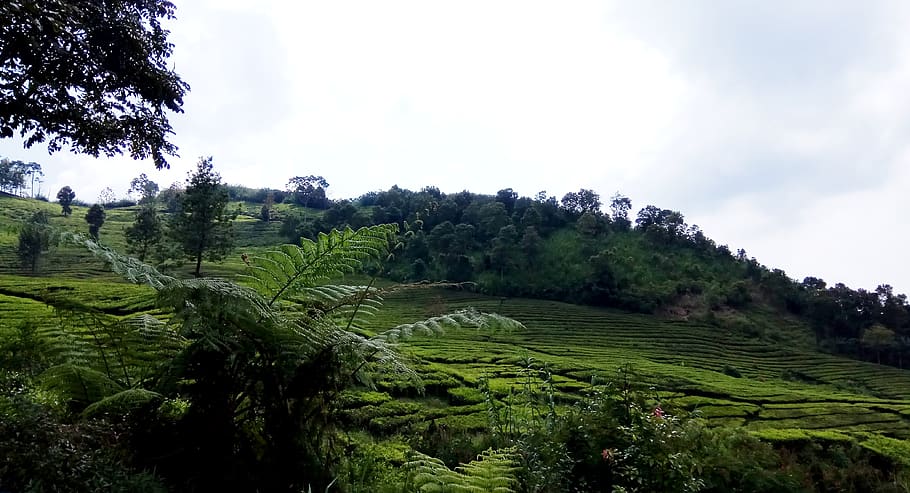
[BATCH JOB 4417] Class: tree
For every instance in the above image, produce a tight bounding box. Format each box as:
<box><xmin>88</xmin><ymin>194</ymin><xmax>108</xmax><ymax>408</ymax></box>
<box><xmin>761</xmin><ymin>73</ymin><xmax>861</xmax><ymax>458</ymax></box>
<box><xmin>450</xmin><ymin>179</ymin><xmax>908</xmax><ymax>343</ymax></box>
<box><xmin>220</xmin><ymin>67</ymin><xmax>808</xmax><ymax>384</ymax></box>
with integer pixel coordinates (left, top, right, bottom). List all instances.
<box><xmin>0</xmin><ymin>0</ymin><xmax>189</xmax><ymax>169</ymax></box>
<box><xmin>125</xmin><ymin>205</ymin><xmax>162</xmax><ymax>261</ymax></box>
<box><xmin>56</xmin><ymin>186</ymin><xmax>75</xmax><ymax>216</ymax></box>
<box><xmin>287</xmin><ymin>175</ymin><xmax>330</xmax><ymax>209</ymax></box>
<box><xmin>862</xmin><ymin>324</ymin><xmax>896</xmax><ymax>365</ymax></box>
<box><xmin>495</xmin><ymin>188</ymin><xmax>518</xmax><ymax>214</ymax></box>
<box><xmin>98</xmin><ymin>187</ymin><xmax>116</xmax><ymax>207</ymax></box>
<box><xmin>17</xmin><ymin>210</ymin><xmax>52</xmax><ymax>272</ymax></box>
<box><xmin>260</xmin><ymin>191</ymin><xmax>275</xmax><ymax>222</ymax></box>
<box><xmin>129</xmin><ymin>173</ymin><xmax>160</xmax><ymax>205</ymax></box>
<box><xmin>0</xmin><ymin>158</ymin><xmax>39</xmax><ymax>195</ymax></box>
<box><xmin>609</xmin><ymin>193</ymin><xmax>632</xmax><ymax>230</ymax></box>
<box><xmin>84</xmin><ymin>204</ymin><xmax>105</xmax><ymax>240</ymax></box>
<box><xmin>561</xmin><ymin>188</ymin><xmax>601</xmax><ymax>217</ymax></box>
<box><xmin>169</xmin><ymin>157</ymin><xmax>234</xmax><ymax>276</ymax></box>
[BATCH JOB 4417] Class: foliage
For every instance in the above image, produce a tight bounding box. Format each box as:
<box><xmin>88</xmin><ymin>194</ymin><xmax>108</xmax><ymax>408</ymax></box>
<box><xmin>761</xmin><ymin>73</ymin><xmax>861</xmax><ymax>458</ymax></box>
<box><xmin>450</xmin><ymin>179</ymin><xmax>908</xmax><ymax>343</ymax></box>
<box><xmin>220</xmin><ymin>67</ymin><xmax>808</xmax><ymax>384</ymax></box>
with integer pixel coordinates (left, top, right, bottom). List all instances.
<box><xmin>0</xmin><ymin>374</ymin><xmax>166</xmax><ymax>493</ymax></box>
<box><xmin>288</xmin><ymin>174</ymin><xmax>331</xmax><ymax>209</ymax></box>
<box><xmin>0</xmin><ymin>0</ymin><xmax>189</xmax><ymax>169</ymax></box>
<box><xmin>48</xmin><ymin>224</ymin><xmax>519</xmax><ymax>491</ymax></box>
<box><xmin>84</xmin><ymin>203</ymin><xmax>105</xmax><ymax>240</ymax></box>
<box><xmin>167</xmin><ymin>157</ymin><xmax>235</xmax><ymax>276</ymax></box>
<box><xmin>406</xmin><ymin>447</ymin><xmax>522</xmax><ymax>492</ymax></box>
<box><xmin>17</xmin><ymin>209</ymin><xmax>52</xmax><ymax>272</ymax></box>
<box><xmin>56</xmin><ymin>185</ymin><xmax>75</xmax><ymax>216</ymax></box>
<box><xmin>129</xmin><ymin>174</ymin><xmax>160</xmax><ymax>205</ymax></box>
<box><xmin>125</xmin><ymin>204</ymin><xmax>163</xmax><ymax>261</ymax></box>
<box><xmin>0</xmin><ymin>157</ymin><xmax>41</xmax><ymax>195</ymax></box>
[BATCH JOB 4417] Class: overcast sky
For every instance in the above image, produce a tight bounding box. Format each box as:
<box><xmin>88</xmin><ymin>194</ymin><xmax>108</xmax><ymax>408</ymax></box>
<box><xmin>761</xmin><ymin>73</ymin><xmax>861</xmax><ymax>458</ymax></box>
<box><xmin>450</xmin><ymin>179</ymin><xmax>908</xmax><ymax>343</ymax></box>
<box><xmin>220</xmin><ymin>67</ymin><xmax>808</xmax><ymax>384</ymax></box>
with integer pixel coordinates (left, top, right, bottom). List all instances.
<box><xmin>2</xmin><ymin>0</ymin><xmax>909</xmax><ymax>295</ymax></box>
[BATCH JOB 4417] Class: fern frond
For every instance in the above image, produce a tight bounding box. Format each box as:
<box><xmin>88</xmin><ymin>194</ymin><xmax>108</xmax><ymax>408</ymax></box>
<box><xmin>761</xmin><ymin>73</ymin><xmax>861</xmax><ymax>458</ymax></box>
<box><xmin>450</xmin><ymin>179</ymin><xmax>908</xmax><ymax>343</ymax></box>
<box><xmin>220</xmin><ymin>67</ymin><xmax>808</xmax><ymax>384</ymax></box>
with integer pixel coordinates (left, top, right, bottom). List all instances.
<box><xmin>407</xmin><ymin>448</ymin><xmax>521</xmax><ymax>493</ymax></box>
<box><xmin>61</xmin><ymin>232</ymin><xmax>175</xmax><ymax>289</ymax></box>
<box><xmin>375</xmin><ymin>309</ymin><xmax>526</xmax><ymax>343</ymax></box>
<box><xmin>39</xmin><ymin>364</ymin><xmax>125</xmax><ymax>405</ymax></box>
<box><xmin>81</xmin><ymin>388</ymin><xmax>162</xmax><ymax>418</ymax></box>
<box><xmin>157</xmin><ymin>278</ymin><xmax>280</xmax><ymax>327</ymax></box>
<box><xmin>239</xmin><ymin>224</ymin><xmax>398</xmax><ymax>306</ymax></box>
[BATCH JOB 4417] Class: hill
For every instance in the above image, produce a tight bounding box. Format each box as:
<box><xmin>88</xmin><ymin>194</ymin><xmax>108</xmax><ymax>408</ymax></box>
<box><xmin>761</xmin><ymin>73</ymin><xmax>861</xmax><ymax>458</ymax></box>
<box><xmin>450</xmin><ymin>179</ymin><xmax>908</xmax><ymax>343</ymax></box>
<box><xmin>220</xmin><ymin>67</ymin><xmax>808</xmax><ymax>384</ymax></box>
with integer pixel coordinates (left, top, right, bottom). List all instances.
<box><xmin>3</xmin><ymin>191</ymin><xmax>910</xmax><ymax>490</ymax></box>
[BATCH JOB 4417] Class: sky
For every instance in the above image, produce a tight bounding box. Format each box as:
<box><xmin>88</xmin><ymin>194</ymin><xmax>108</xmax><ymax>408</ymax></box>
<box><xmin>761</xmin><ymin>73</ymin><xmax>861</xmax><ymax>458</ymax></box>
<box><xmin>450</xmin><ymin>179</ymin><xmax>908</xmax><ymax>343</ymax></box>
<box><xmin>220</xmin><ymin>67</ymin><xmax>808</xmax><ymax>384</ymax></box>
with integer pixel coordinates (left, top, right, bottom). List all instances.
<box><xmin>2</xmin><ymin>0</ymin><xmax>909</xmax><ymax>295</ymax></box>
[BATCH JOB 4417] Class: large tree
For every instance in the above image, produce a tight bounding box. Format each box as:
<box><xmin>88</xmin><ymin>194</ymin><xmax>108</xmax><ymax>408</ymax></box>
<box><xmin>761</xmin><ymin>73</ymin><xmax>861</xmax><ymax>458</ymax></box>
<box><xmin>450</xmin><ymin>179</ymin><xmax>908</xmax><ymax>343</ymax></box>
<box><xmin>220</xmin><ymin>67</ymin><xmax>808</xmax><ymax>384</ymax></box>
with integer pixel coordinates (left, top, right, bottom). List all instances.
<box><xmin>0</xmin><ymin>0</ymin><xmax>189</xmax><ymax>169</ymax></box>
<box><xmin>169</xmin><ymin>157</ymin><xmax>234</xmax><ymax>276</ymax></box>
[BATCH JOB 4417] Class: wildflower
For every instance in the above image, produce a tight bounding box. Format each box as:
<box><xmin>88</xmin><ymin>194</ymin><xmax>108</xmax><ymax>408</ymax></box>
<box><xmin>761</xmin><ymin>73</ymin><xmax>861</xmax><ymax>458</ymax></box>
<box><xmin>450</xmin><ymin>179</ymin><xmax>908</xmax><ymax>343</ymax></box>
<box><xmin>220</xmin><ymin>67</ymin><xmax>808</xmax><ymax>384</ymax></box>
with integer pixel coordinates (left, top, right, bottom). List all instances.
<box><xmin>652</xmin><ymin>406</ymin><xmax>664</xmax><ymax>418</ymax></box>
<box><xmin>602</xmin><ymin>448</ymin><xmax>615</xmax><ymax>462</ymax></box>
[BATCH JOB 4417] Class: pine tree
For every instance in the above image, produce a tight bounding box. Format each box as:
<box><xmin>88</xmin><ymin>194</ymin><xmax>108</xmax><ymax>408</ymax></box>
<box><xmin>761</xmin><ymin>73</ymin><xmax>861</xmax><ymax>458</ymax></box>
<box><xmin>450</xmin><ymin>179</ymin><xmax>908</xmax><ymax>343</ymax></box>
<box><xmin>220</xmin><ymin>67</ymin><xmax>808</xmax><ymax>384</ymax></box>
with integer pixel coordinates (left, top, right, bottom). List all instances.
<box><xmin>167</xmin><ymin>157</ymin><xmax>234</xmax><ymax>276</ymax></box>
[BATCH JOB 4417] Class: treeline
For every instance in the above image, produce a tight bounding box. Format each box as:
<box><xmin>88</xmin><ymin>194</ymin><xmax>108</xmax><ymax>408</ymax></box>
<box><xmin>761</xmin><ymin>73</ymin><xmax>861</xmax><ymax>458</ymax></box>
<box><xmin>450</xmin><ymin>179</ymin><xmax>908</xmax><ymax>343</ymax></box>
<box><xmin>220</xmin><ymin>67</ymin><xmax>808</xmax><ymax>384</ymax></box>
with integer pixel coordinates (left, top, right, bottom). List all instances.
<box><xmin>276</xmin><ymin>184</ymin><xmax>910</xmax><ymax>370</ymax></box>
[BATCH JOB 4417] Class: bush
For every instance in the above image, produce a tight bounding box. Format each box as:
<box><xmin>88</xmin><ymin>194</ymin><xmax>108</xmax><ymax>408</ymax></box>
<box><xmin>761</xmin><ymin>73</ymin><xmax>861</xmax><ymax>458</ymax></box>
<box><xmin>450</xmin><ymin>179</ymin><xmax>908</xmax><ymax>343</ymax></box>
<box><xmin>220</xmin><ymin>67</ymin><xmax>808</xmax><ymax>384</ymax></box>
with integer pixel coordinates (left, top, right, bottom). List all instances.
<box><xmin>0</xmin><ymin>374</ymin><xmax>165</xmax><ymax>493</ymax></box>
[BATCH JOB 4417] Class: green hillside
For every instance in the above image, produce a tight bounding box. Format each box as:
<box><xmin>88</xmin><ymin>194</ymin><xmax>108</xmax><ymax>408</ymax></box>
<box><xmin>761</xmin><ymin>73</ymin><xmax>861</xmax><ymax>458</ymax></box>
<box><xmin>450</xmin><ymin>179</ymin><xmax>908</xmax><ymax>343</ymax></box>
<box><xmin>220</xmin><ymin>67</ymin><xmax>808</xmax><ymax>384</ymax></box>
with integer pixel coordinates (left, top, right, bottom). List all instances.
<box><xmin>4</xmin><ymin>192</ymin><xmax>910</xmax><ymax>491</ymax></box>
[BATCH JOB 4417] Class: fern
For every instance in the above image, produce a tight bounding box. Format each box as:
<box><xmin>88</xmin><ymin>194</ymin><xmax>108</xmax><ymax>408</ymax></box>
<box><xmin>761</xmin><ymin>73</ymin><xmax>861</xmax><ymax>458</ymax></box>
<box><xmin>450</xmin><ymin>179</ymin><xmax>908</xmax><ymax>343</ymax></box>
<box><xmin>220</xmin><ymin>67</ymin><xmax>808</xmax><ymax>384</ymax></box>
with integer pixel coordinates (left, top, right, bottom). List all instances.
<box><xmin>81</xmin><ymin>388</ymin><xmax>162</xmax><ymax>418</ymax></box>
<box><xmin>56</xmin><ymin>225</ymin><xmax>524</xmax><ymax>491</ymax></box>
<box><xmin>375</xmin><ymin>309</ymin><xmax>525</xmax><ymax>343</ymax></box>
<box><xmin>239</xmin><ymin>224</ymin><xmax>398</xmax><ymax>306</ymax></box>
<box><xmin>406</xmin><ymin>448</ymin><xmax>521</xmax><ymax>493</ymax></box>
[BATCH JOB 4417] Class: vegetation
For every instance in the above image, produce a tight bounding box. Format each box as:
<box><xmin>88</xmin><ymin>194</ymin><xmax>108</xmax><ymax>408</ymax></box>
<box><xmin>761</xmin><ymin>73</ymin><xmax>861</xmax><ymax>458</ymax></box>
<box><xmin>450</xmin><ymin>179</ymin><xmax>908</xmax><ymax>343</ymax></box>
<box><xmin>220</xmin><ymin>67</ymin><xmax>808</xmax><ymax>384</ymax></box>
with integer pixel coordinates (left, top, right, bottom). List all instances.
<box><xmin>2</xmin><ymin>164</ymin><xmax>910</xmax><ymax>490</ymax></box>
<box><xmin>0</xmin><ymin>0</ymin><xmax>189</xmax><ymax>169</ymax></box>
<box><xmin>167</xmin><ymin>157</ymin><xmax>235</xmax><ymax>276</ymax></box>
<box><xmin>16</xmin><ymin>209</ymin><xmax>51</xmax><ymax>272</ymax></box>
<box><xmin>84</xmin><ymin>204</ymin><xmax>106</xmax><ymax>240</ymax></box>
<box><xmin>56</xmin><ymin>185</ymin><xmax>75</xmax><ymax>216</ymax></box>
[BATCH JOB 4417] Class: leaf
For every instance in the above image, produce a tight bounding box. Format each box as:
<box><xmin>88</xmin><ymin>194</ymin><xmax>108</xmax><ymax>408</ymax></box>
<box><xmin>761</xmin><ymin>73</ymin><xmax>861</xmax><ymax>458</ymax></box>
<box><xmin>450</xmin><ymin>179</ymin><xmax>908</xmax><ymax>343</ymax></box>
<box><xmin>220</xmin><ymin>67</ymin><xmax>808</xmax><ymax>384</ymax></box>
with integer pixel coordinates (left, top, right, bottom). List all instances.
<box><xmin>81</xmin><ymin>388</ymin><xmax>162</xmax><ymax>418</ymax></box>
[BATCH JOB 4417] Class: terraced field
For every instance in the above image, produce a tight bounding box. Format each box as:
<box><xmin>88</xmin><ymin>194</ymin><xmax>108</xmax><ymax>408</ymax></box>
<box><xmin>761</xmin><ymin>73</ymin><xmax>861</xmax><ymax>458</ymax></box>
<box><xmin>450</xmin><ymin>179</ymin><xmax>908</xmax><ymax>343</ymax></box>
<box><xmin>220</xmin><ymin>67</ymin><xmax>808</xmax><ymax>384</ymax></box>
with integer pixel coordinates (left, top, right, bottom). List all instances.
<box><xmin>358</xmin><ymin>287</ymin><xmax>910</xmax><ymax>441</ymax></box>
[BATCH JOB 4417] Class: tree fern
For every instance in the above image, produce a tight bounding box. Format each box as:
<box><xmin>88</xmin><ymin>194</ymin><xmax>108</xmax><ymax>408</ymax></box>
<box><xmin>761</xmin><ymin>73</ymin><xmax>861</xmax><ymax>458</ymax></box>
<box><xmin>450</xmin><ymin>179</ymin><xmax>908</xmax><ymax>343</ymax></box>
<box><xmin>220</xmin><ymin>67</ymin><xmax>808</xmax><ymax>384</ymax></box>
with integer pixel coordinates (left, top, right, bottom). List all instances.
<box><xmin>55</xmin><ymin>224</ymin><xmax>523</xmax><ymax>491</ymax></box>
<box><xmin>406</xmin><ymin>448</ymin><xmax>521</xmax><ymax>493</ymax></box>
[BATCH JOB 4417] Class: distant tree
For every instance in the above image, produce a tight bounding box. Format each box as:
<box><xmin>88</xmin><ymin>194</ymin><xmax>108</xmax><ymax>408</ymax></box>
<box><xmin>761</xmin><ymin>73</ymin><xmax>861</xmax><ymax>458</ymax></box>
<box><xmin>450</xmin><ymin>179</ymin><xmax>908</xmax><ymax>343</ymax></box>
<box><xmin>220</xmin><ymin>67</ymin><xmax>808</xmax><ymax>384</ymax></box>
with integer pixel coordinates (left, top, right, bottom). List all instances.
<box><xmin>862</xmin><ymin>324</ymin><xmax>896</xmax><ymax>365</ymax></box>
<box><xmin>0</xmin><ymin>158</ymin><xmax>40</xmax><ymax>195</ymax></box>
<box><xmin>158</xmin><ymin>182</ymin><xmax>183</xmax><ymax>213</ymax></box>
<box><xmin>125</xmin><ymin>206</ymin><xmax>162</xmax><ymax>261</ymax></box>
<box><xmin>495</xmin><ymin>188</ymin><xmax>518</xmax><ymax>214</ymax></box>
<box><xmin>489</xmin><ymin>224</ymin><xmax>519</xmax><ymax>281</ymax></box>
<box><xmin>84</xmin><ymin>204</ymin><xmax>105</xmax><ymax>240</ymax></box>
<box><xmin>169</xmin><ymin>157</ymin><xmax>235</xmax><ymax>276</ymax></box>
<box><xmin>56</xmin><ymin>186</ymin><xmax>75</xmax><ymax>216</ymax></box>
<box><xmin>98</xmin><ymin>187</ymin><xmax>116</xmax><ymax>207</ymax></box>
<box><xmin>129</xmin><ymin>173</ymin><xmax>160</xmax><ymax>204</ymax></box>
<box><xmin>520</xmin><ymin>226</ymin><xmax>542</xmax><ymax>261</ymax></box>
<box><xmin>0</xmin><ymin>0</ymin><xmax>189</xmax><ymax>169</ymax></box>
<box><xmin>609</xmin><ymin>193</ymin><xmax>632</xmax><ymax>229</ymax></box>
<box><xmin>260</xmin><ymin>192</ymin><xmax>275</xmax><ymax>222</ymax></box>
<box><xmin>17</xmin><ymin>210</ymin><xmax>52</xmax><ymax>272</ymax></box>
<box><xmin>561</xmin><ymin>188</ymin><xmax>601</xmax><ymax>217</ymax></box>
<box><xmin>576</xmin><ymin>212</ymin><xmax>602</xmax><ymax>237</ymax></box>
<box><xmin>287</xmin><ymin>175</ymin><xmax>330</xmax><ymax>209</ymax></box>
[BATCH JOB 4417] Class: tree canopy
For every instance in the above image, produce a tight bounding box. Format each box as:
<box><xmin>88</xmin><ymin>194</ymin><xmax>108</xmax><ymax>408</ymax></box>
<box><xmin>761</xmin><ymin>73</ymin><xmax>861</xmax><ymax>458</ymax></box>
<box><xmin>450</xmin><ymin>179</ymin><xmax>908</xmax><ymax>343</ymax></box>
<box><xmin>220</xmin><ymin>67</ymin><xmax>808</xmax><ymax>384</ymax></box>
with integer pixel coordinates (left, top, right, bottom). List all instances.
<box><xmin>0</xmin><ymin>0</ymin><xmax>189</xmax><ymax>169</ymax></box>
